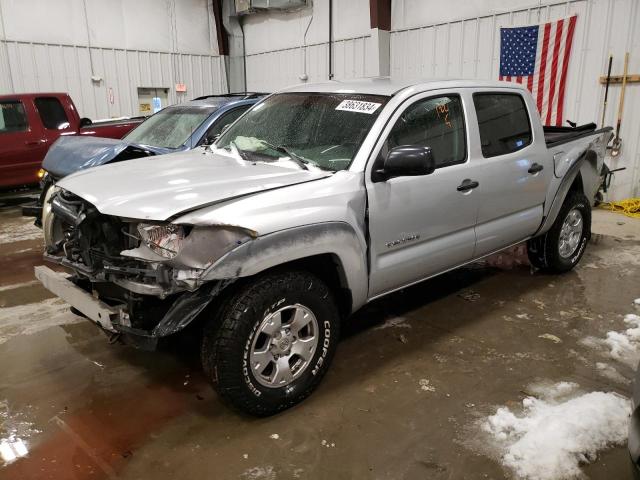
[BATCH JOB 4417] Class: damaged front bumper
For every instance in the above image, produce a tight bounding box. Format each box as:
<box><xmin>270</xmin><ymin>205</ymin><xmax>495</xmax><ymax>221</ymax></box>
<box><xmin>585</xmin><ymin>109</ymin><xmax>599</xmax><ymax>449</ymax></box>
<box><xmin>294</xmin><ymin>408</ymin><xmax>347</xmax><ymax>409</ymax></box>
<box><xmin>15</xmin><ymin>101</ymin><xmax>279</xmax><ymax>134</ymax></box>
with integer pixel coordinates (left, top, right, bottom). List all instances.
<box><xmin>35</xmin><ymin>265</ymin><xmax>232</xmax><ymax>349</ymax></box>
<box><xmin>37</xmin><ymin>188</ymin><xmax>255</xmax><ymax>347</ymax></box>
<box><xmin>35</xmin><ymin>265</ymin><xmax>120</xmax><ymax>332</ymax></box>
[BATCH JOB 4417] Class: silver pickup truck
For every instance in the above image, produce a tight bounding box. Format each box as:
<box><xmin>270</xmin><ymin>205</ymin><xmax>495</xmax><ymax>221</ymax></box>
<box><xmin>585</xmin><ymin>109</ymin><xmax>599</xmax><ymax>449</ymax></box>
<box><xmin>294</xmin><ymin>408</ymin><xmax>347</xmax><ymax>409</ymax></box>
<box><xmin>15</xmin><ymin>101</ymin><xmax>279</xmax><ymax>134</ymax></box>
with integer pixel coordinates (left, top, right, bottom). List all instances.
<box><xmin>36</xmin><ymin>79</ymin><xmax>612</xmax><ymax>415</ymax></box>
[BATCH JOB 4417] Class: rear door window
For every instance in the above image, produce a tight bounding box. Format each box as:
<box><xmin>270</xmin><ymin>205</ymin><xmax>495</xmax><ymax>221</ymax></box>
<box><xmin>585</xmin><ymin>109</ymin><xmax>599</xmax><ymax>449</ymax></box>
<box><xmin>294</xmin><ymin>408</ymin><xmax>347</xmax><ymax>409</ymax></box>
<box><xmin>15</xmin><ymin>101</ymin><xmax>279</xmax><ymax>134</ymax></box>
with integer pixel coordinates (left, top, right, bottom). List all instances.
<box><xmin>384</xmin><ymin>95</ymin><xmax>467</xmax><ymax>168</ymax></box>
<box><xmin>473</xmin><ymin>93</ymin><xmax>532</xmax><ymax>157</ymax></box>
<box><xmin>34</xmin><ymin>97</ymin><xmax>70</xmax><ymax>130</ymax></box>
<box><xmin>0</xmin><ymin>101</ymin><xmax>29</xmax><ymax>133</ymax></box>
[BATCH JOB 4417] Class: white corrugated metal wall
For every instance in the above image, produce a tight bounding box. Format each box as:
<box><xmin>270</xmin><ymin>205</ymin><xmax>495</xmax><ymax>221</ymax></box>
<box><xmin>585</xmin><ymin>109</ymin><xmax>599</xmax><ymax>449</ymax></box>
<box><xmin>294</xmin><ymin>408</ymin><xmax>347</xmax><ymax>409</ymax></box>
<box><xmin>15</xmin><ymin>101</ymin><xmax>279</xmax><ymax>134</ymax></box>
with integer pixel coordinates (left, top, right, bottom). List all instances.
<box><xmin>0</xmin><ymin>0</ymin><xmax>227</xmax><ymax>120</ymax></box>
<box><xmin>0</xmin><ymin>41</ymin><xmax>227</xmax><ymax>120</ymax></box>
<box><xmin>243</xmin><ymin>0</ymin><xmax>375</xmax><ymax>91</ymax></box>
<box><xmin>246</xmin><ymin>35</ymin><xmax>373</xmax><ymax>91</ymax></box>
<box><xmin>390</xmin><ymin>0</ymin><xmax>640</xmax><ymax>201</ymax></box>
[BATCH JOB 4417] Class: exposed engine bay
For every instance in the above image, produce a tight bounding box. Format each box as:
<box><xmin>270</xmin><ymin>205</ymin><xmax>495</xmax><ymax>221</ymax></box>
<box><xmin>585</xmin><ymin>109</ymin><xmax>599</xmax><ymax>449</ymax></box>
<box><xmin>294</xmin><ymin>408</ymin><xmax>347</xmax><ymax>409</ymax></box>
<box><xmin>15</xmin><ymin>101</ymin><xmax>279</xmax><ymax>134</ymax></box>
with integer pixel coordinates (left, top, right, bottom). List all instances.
<box><xmin>41</xmin><ymin>189</ymin><xmax>247</xmax><ymax>344</ymax></box>
<box><xmin>46</xmin><ymin>189</ymin><xmax>174</xmax><ymax>290</ymax></box>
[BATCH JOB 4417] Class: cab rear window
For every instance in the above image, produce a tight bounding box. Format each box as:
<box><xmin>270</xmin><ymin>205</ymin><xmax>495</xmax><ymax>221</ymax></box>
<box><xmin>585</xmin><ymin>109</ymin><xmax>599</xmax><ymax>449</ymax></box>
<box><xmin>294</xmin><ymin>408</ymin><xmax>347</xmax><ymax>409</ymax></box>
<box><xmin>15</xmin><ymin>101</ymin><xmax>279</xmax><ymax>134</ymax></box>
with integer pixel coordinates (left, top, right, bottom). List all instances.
<box><xmin>35</xmin><ymin>97</ymin><xmax>70</xmax><ymax>130</ymax></box>
<box><xmin>0</xmin><ymin>101</ymin><xmax>28</xmax><ymax>133</ymax></box>
<box><xmin>473</xmin><ymin>93</ymin><xmax>532</xmax><ymax>157</ymax></box>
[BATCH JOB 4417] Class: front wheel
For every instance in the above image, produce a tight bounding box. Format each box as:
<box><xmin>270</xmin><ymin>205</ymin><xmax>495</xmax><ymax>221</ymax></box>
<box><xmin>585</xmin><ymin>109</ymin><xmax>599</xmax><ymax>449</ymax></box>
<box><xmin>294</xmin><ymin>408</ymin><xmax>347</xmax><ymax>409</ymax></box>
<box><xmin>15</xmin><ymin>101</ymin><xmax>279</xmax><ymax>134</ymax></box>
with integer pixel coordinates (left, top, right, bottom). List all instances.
<box><xmin>527</xmin><ymin>191</ymin><xmax>591</xmax><ymax>273</ymax></box>
<box><xmin>201</xmin><ymin>271</ymin><xmax>340</xmax><ymax>416</ymax></box>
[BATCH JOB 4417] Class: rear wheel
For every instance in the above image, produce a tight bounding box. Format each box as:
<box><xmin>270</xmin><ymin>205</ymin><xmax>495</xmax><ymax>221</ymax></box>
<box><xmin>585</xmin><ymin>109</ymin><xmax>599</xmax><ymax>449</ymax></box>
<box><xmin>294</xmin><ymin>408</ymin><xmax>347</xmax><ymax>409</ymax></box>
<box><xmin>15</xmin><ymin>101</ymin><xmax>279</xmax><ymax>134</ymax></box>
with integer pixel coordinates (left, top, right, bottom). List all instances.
<box><xmin>201</xmin><ymin>271</ymin><xmax>340</xmax><ymax>416</ymax></box>
<box><xmin>527</xmin><ymin>191</ymin><xmax>591</xmax><ymax>273</ymax></box>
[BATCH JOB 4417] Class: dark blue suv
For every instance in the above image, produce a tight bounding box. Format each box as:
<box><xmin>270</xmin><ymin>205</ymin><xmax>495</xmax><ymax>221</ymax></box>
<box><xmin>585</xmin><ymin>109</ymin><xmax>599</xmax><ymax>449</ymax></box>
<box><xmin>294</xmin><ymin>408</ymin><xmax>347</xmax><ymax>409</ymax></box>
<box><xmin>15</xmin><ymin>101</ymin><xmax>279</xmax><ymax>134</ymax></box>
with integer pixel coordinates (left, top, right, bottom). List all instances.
<box><xmin>25</xmin><ymin>93</ymin><xmax>266</xmax><ymax>222</ymax></box>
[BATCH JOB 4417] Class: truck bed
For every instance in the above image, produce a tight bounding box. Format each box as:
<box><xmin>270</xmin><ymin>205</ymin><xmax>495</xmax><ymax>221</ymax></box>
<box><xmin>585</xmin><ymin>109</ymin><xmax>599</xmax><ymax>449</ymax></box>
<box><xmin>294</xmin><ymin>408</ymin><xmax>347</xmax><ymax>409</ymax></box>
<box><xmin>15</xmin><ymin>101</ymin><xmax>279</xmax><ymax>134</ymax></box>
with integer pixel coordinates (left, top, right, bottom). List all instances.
<box><xmin>544</xmin><ymin>122</ymin><xmax>609</xmax><ymax>148</ymax></box>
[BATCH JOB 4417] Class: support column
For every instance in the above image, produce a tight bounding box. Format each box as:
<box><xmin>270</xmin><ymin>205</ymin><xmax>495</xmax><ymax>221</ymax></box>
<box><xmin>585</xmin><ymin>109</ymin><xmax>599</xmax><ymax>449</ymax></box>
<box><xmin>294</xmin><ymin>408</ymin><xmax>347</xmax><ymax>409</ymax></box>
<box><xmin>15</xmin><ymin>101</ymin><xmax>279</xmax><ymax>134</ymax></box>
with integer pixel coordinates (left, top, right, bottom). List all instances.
<box><xmin>369</xmin><ymin>0</ymin><xmax>391</xmax><ymax>77</ymax></box>
<box><xmin>213</xmin><ymin>0</ymin><xmax>246</xmax><ymax>93</ymax></box>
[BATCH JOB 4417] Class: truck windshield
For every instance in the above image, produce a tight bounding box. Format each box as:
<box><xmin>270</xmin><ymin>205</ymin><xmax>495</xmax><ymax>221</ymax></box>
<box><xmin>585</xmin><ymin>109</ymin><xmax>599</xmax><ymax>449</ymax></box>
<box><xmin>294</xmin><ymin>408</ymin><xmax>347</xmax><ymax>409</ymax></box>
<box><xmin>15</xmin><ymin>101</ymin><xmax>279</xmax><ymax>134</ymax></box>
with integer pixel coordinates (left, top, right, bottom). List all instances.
<box><xmin>124</xmin><ymin>106</ymin><xmax>214</xmax><ymax>149</ymax></box>
<box><xmin>215</xmin><ymin>92</ymin><xmax>389</xmax><ymax>171</ymax></box>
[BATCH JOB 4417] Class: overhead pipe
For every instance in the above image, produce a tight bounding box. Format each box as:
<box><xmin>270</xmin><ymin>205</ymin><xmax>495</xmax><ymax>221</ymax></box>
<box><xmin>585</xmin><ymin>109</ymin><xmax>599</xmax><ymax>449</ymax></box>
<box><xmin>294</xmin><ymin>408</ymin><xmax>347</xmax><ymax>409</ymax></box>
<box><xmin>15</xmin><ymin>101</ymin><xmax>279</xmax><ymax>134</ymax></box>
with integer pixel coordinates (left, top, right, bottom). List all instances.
<box><xmin>328</xmin><ymin>0</ymin><xmax>333</xmax><ymax>79</ymax></box>
<box><xmin>299</xmin><ymin>6</ymin><xmax>314</xmax><ymax>81</ymax></box>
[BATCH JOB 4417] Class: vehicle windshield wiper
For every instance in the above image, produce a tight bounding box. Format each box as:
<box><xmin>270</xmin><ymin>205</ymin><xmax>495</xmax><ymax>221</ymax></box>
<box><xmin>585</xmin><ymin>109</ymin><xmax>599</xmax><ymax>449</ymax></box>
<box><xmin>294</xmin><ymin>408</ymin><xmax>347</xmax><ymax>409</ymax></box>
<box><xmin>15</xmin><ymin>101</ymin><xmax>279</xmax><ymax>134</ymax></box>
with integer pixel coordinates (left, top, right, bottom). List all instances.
<box><xmin>259</xmin><ymin>140</ymin><xmax>309</xmax><ymax>171</ymax></box>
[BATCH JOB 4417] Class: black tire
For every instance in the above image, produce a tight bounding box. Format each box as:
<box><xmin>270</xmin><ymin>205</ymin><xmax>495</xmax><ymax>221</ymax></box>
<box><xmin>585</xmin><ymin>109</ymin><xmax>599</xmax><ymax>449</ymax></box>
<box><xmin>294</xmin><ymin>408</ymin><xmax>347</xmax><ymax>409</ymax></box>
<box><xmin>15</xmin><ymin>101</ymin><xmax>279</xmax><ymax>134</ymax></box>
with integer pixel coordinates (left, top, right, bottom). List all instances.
<box><xmin>527</xmin><ymin>191</ymin><xmax>591</xmax><ymax>273</ymax></box>
<box><xmin>201</xmin><ymin>271</ymin><xmax>340</xmax><ymax>416</ymax></box>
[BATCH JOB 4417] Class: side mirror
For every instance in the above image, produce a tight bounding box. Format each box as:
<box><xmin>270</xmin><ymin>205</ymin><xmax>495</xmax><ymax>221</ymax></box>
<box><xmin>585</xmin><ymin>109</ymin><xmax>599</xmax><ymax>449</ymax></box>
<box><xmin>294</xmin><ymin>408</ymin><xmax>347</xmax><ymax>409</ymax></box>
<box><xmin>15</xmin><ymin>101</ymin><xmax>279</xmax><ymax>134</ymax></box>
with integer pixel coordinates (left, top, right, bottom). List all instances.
<box><xmin>79</xmin><ymin>117</ymin><xmax>92</xmax><ymax>128</ymax></box>
<box><xmin>373</xmin><ymin>145</ymin><xmax>436</xmax><ymax>182</ymax></box>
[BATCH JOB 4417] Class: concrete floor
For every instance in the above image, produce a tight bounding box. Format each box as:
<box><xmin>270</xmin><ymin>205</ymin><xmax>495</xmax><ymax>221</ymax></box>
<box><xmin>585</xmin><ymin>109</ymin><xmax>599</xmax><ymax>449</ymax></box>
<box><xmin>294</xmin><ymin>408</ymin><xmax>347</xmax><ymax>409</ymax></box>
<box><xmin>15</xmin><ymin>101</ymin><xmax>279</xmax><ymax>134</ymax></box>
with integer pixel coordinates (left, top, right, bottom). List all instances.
<box><xmin>0</xmin><ymin>202</ymin><xmax>639</xmax><ymax>480</ymax></box>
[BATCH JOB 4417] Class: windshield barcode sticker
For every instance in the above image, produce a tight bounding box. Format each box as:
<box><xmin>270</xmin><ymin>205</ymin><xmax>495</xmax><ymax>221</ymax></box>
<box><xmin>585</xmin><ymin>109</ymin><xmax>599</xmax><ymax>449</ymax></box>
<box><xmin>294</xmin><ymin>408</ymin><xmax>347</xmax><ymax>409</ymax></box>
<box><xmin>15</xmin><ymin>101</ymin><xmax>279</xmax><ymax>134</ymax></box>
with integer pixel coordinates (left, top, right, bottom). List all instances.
<box><xmin>335</xmin><ymin>100</ymin><xmax>382</xmax><ymax>114</ymax></box>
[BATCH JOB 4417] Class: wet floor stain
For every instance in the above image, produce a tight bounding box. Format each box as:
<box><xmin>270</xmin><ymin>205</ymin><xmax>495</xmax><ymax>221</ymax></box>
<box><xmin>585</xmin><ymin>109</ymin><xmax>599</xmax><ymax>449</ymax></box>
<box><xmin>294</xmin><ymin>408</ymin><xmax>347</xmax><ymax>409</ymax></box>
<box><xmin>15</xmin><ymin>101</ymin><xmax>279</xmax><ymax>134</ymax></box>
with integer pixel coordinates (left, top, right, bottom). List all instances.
<box><xmin>0</xmin><ymin>203</ymin><xmax>638</xmax><ymax>480</ymax></box>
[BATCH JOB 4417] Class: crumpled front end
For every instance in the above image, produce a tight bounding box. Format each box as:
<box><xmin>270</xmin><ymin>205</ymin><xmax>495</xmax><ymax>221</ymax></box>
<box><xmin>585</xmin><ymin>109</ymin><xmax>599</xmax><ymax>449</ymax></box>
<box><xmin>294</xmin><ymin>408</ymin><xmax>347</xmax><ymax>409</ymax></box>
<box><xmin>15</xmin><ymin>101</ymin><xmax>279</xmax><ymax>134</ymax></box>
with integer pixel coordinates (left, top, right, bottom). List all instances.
<box><xmin>39</xmin><ymin>188</ymin><xmax>253</xmax><ymax>346</ymax></box>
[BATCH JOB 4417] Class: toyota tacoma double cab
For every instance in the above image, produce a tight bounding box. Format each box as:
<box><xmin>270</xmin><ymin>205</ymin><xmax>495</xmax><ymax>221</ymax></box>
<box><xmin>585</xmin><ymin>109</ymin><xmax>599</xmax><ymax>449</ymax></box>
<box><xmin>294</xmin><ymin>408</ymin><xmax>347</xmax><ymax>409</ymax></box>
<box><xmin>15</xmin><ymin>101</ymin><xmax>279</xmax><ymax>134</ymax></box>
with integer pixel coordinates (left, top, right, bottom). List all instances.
<box><xmin>36</xmin><ymin>79</ymin><xmax>612</xmax><ymax>416</ymax></box>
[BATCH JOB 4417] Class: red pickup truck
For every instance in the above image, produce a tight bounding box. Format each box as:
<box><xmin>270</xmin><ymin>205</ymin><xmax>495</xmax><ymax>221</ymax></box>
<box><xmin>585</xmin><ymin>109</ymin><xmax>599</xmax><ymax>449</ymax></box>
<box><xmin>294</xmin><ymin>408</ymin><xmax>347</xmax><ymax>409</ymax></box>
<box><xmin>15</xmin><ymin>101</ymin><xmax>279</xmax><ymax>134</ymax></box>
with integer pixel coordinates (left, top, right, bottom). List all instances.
<box><xmin>0</xmin><ymin>92</ymin><xmax>143</xmax><ymax>189</ymax></box>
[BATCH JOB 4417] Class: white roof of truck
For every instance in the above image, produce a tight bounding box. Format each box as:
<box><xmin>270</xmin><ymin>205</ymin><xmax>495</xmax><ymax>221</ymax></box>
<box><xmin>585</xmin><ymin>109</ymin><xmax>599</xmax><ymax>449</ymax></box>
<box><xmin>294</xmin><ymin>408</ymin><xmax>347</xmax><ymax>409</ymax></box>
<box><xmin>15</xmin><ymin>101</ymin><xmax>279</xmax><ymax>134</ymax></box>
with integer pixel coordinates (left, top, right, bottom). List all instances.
<box><xmin>281</xmin><ymin>77</ymin><xmax>526</xmax><ymax>96</ymax></box>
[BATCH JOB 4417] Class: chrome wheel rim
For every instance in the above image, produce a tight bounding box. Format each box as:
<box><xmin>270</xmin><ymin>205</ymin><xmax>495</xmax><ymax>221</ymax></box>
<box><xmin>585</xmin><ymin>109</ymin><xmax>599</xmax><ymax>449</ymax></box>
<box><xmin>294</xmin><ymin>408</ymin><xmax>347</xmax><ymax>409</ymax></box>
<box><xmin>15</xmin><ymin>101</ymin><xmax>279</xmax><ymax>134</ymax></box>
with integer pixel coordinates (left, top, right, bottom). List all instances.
<box><xmin>249</xmin><ymin>304</ymin><xmax>319</xmax><ymax>388</ymax></box>
<box><xmin>558</xmin><ymin>208</ymin><xmax>583</xmax><ymax>258</ymax></box>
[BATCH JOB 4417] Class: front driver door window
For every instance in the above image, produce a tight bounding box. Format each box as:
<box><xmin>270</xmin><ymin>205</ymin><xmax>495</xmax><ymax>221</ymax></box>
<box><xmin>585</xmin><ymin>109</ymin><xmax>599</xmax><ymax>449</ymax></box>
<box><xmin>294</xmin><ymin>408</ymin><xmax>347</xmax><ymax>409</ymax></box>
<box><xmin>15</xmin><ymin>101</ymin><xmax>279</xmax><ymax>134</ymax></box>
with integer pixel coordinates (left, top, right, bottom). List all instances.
<box><xmin>366</xmin><ymin>93</ymin><xmax>482</xmax><ymax>298</ymax></box>
<box><xmin>382</xmin><ymin>95</ymin><xmax>466</xmax><ymax>168</ymax></box>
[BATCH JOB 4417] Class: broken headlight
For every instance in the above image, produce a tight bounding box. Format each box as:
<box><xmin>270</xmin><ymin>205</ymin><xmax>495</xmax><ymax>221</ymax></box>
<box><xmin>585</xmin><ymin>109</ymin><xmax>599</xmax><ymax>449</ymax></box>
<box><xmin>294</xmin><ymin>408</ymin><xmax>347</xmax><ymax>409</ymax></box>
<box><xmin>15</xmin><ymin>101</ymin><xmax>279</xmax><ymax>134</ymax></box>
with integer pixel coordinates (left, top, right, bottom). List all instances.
<box><xmin>137</xmin><ymin>223</ymin><xmax>186</xmax><ymax>259</ymax></box>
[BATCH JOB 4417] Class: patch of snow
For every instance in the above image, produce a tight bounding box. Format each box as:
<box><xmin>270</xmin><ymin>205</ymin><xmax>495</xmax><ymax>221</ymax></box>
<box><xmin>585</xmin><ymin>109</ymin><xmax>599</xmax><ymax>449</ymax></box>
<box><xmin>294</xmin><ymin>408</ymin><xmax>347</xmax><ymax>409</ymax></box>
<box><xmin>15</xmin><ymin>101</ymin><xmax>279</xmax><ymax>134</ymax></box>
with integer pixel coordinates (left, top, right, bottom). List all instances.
<box><xmin>533</xmin><ymin>299</ymin><xmax>546</xmax><ymax>310</ymax></box>
<box><xmin>418</xmin><ymin>379</ymin><xmax>436</xmax><ymax>392</ymax></box>
<box><xmin>581</xmin><ymin>313</ymin><xmax>640</xmax><ymax>369</ymax></box>
<box><xmin>526</xmin><ymin>381</ymin><xmax>579</xmax><ymax>402</ymax></box>
<box><xmin>374</xmin><ymin>316</ymin><xmax>411</xmax><ymax>330</ymax></box>
<box><xmin>9</xmin><ymin>248</ymin><xmax>34</xmax><ymax>255</ymax></box>
<box><xmin>0</xmin><ymin>280</ymin><xmax>39</xmax><ymax>293</ymax></box>
<box><xmin>240</xmin><ymin>466</ymin><xmax>275</xmax><ymax>480</ymax></box>
<box><xmin>0</xmin><ymin>217</ymin><xmax>42</xmax><ymax>245</ymax></box>
<box><xmin>596</xmin><ymin>362</ymin><xmax>630</xmax><ymax>385</ymax></box>
<box><xmin>482</xmin><ymin>382</ymin><xmax>630</xmax><ymax>480</ymax></box>
<box><xmin>635</xmin><ymin>298</ymin><xmax>640</xmax><ymax>306</ymax></box>
<box><xmin>269</xmin><ymin>433</ymin><xmax>279</xmax><ymax>440</ymax></box>
<box><xmin>538</xmin><ymin>333</ymin><xmax>562</xmax><ymax>344</ymax></box>
<box><xmin>0</xmin><ymin>298</ymin><xmax>82</xmax><ymax>345</ymax></box>
<box><xmin>458</xmin><ymin>290</ymin><xmax>480</xmax><ymax>302</ymax></box>
<box><xmin>515</xmin><ymin>313</ymin><xmax>530</xmax><ymax>320</ymax></box>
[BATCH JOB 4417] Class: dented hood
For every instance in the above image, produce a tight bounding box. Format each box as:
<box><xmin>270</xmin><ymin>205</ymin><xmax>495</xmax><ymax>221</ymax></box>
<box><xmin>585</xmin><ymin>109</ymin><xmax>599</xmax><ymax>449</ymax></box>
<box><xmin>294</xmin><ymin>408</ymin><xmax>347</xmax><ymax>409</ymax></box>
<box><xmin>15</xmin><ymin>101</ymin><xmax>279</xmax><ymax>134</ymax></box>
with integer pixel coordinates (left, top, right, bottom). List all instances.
<box><xmin>57</xmin><ymin>149</ymin><xmax>332</xmax><ymax>221</ymax></box>
<box><xmin>43</xmin><ymin>136</ymin><xmax>170</xmax><ymax>178</ymax></box>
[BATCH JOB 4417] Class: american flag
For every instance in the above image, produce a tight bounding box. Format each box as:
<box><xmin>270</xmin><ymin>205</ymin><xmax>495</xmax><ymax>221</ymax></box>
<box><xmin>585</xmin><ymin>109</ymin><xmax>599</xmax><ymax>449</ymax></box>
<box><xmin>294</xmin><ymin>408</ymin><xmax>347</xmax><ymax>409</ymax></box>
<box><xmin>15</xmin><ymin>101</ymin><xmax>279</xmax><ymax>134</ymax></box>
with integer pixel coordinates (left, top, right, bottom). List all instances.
<box><xmin>499</xmin><ymin>15</ymin><xmax>577</xmax><ymax>126</ymax></box>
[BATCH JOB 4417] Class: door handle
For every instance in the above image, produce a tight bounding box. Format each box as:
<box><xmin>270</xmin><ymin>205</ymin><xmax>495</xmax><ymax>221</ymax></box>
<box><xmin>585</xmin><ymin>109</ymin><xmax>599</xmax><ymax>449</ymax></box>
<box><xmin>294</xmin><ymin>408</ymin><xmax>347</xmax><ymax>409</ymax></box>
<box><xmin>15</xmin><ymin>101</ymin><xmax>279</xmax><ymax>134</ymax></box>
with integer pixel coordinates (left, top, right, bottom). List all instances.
<box><xmin>457</xmin><ymin>179</ymin><xmax>479</xmax><ymax>192</ymax></box>
<box><xmin>528</xmin><ymin>163</ymin><xmax>544</xmax><ymax>174</ymax></box>
<box><xmin>25</xmin><ymin>139</ymin><xmax>45</xmax><ymax>147</ymax></box>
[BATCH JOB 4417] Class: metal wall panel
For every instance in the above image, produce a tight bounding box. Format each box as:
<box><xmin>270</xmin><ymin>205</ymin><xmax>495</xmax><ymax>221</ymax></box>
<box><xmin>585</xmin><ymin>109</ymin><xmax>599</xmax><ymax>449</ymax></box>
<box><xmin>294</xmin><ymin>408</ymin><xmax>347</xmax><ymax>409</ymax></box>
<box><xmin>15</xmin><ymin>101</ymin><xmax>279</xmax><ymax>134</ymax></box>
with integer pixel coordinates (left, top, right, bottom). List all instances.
<box><xmin>0</xmin><ymin>40</ymin><xmax>227</xmax><ymax>120</ymax></box>
<box><xmin>390</xmin><ymin>0</ymin><xmax>640</xmax><ymax>200</ymax></box>
<box><xmin>246</xmin><ymin>35</ymin><xmax>373</xmax><ymax>92</ymax></box>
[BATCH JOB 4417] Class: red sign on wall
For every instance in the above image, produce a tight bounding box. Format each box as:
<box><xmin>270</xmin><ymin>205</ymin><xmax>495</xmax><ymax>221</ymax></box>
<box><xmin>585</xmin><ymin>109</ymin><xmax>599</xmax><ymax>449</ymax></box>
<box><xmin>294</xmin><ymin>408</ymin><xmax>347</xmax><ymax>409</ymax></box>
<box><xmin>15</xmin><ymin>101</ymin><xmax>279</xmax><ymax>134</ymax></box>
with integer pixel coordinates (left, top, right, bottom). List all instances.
<box><xmin>176</xmin><ymin>83</ymin><xmax>187</xmax><ymax>92</ymax></box>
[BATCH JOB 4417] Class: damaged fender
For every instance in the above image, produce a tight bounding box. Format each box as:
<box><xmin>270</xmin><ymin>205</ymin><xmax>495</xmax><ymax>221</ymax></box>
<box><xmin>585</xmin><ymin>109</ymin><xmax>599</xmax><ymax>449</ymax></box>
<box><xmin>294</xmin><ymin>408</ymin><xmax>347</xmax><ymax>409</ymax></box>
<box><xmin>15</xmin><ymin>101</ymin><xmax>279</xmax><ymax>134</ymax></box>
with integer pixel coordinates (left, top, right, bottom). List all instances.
<box><xmin>536</xmin><ymin>153</ymin><xmax>588</xmax><ymax>236</ymax></box>
<box><xmin>202</xmin><ymin>222</ymin><xmax>369</xmax><ymax>313</ymax></box>
<box><xmin>151</xmin><ymin>280</ymin><xmax>234</xmax><ymax>337</ymax></box>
